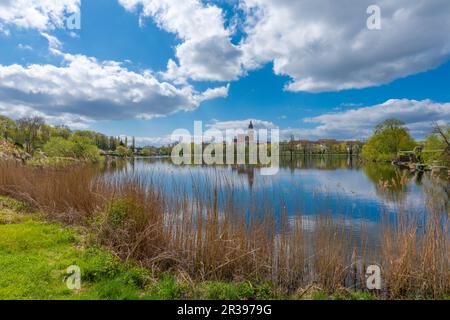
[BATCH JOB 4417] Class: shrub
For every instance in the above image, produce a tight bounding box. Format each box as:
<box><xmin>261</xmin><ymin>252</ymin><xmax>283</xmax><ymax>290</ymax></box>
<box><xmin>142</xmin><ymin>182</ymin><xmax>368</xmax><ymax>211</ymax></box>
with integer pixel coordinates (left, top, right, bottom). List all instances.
<box><xmin>116</xmin><ymin>146</ymin><xmax>132</xmax><ymax>157</ymax></box>
<box><xmin>43</xmin><ymin>137</ymin><xmax>76</xmax><ymax>158</ymax></box>
<box><xmin>43</xmin><ymin>136</ymin><xmax>101</xmax><ymax>162</ymax></box>
<box><xmin>69</xmin><ymin>136</ymin><xmax>101</xmax><ymax>162</ymax></box>
<box><xmin>103</xmin><ymin>198</ymin><xmax>139</xmax><ymax>229</ymax></box>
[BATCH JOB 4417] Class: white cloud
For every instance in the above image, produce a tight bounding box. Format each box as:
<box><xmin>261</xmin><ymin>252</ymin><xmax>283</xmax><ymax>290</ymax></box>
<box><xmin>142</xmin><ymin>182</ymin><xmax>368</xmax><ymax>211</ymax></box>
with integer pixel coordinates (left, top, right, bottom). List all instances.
<box><xmin>120</xmin><ymin>0</ymin><xmax>450</xmax><ymax>92</ymax></box>
<box><xmin>293</xmin><ymin>99</ymin><xmax>450</xmax><ymax>140</ymax></box>
<box><xmin>40</xmin><ymin>32</ymin><xmax>62</xmax><ymax>51</ymax></box>
<box><xmin>0</xmin><ymin>1</ymin><xmax>231</xmax><ymax>129</ymax></box>
<box><xmin>240</xmin><ymin>0</ymin><xmax>450</xmax><ymax>92</ymax></box>
<box><xmin>119</xmin><ymin>0</ymin><xmax>244</xmax><ymax>82</ymax></box>
<box><xmin>0</xmin><ymin>23</ymin><xmax>10</xmax><ymax>36</ymax></box>
<box><xmin>196</xmin><ymin>84</ymin><xmax>230</xmax><ymax>103</ymax></box>
<box><xmin>3</xmin><ymin>0</ymin><xmax>450</xmax><ymax>94</ymax></box>
<box><xmin>0</xmin><ymin>51</ymin><xmax>229</xmax><ymax>127</ymax></box>
<box><xmin>0</xmin><ymin>101</ymin><xmax>92</xmax><ymax>129</ymax></box>
<box><xmin>17</xmin><ymin>43</ymin><xmax>33</xmax><ymax>50</ymax></box>
<box><xmin>0</xmin><ymin>0</ymin><xmax>80</xmax><ymax>30</ymax></box>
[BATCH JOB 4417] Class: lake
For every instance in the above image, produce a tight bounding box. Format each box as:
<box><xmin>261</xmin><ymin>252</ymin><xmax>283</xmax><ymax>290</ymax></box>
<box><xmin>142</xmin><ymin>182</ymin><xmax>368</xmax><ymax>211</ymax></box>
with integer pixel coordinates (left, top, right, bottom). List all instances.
<box><xmin>105</xmin><ymin>156</ymin><xmax>449</xmax><ymax>245</ymax></box>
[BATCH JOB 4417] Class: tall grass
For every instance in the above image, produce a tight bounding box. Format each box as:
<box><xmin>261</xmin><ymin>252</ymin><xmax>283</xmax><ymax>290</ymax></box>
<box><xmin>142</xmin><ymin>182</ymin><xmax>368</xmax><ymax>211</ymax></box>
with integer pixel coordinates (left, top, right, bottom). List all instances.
<box><xmin>381</xmin><ymin>210</ymin><xmax>450</xmax><ymax>298</ymax></box>
<box><xmin>0</xmin><ymin>160</ymin><xmax>448</xmax><ymax>298</ymax></box>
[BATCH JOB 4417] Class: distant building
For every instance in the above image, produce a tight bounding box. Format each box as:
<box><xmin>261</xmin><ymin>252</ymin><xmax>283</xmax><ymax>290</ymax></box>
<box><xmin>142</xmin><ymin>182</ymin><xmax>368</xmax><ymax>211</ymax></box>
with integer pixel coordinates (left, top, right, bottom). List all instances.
<box><xmin>281</xmin><ymin>138</ymin><xmax>363</xmax><ymax>155</ymax></box>
<box><xmin>235</xmin><ymin>121</ymin><xmax>255</xmax><ymax>145</ymax></box>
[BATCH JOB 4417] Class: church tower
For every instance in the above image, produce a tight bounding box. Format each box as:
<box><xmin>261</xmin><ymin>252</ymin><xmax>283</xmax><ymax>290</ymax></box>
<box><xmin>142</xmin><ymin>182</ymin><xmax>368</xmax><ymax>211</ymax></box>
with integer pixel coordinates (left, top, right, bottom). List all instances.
<box><xmin>247</xmin><ymin>121</ymin><xmax>254</xmax><ymax>144</ymax></box>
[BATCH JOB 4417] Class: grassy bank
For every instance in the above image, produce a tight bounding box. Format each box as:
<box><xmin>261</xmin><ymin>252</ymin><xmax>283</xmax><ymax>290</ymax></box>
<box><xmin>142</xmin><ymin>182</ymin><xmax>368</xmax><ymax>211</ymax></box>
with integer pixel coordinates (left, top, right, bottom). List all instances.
<box><xmin>0</xmin><ymin>161</ymin><xmax>448</xmax><ymax>300</ymax></box>
<box><xmin>0</xmin><ymin>196</ymin><xmax>378</xmax><ymax>300</ymax></box>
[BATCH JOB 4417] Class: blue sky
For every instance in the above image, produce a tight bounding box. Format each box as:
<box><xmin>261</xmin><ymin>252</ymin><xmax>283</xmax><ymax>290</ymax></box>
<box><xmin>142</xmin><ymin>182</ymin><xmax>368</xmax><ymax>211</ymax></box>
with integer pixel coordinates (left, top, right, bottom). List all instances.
<box><xmin>0</xmin><ymin>0</ymin><xmax>450</xmax><ymax>145</ymax></box>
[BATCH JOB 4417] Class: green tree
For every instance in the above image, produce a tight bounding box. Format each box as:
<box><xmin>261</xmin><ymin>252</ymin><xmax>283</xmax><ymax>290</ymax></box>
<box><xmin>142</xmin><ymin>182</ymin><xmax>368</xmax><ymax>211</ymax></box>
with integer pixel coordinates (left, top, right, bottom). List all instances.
<box><xmin>68</xmin><ymin>135</ymin><xmax>101</xmax><ymax>162</ymax></box>
<box><xmin>116</xmin><ymin>146</ymin><xmax>132</xmax><ymax>157</ymax></box>
<box><xmin>423</xmin><ymin>124</ymin><xmax>450</xmax><ymax>165</ymax></box>
<box><xmin>16</xmin><ymin>116</ymin><xmax>45</xmax><ymax>154</ymax></box>
<box><xmin>139</xmin><ymin>146</ymin><xmax>156</xmax><ymax>156</ymax></box>
<box><xmin>0</xmin><ymin>115</ymin><xmax>16</xmax><ymax>141</ymax></box>
<box><xmin>43</xmin><ymin>137</ymin><xmax>76</xmax><ymax>158</ymax></box>
<box><xmin>52</xmin><ymin>125</ymin><xmax>72</xmax><ymax>139</ymax></box>
<box><xmin>43</xmin><ymin>136</ymin><xmax>101</xmax><ymax>162</ymax></box>
<box><xmin>109</xmin><ymin>137</ymin><xmax>118</xmax><ymax>151</ymax></box>
<box><xmin>362</xmin><ymin>119</ymin><xmax>416</xmax><ymax>161</ymax></box>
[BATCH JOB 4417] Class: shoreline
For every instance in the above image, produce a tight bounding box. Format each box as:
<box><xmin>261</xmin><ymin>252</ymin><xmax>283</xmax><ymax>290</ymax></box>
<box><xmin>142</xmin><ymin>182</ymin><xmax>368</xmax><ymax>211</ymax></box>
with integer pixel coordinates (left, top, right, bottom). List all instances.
<box><xmin>0</xmin><ymin>195</ymin><xmax>379</xmax><ymax>300</ymax></box>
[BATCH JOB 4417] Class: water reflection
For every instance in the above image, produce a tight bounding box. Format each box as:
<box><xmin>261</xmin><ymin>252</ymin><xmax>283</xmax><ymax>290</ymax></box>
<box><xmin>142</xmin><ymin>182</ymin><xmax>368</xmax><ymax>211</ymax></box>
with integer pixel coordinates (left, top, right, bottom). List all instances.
<box><xmin>104</xmin><ymin>156</ymin><xmax>449</xmax><ymax>222</ymax></box>
<box><xmin>98</xmin><ymin>156</ymin><xmax>448</xmax><ymax>257</ymax></box>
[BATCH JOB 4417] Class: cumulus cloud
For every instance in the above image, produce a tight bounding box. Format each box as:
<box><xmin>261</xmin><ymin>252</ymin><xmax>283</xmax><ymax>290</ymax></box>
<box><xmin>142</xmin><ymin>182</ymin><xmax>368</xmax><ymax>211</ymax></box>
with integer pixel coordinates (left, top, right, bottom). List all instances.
<box><xmin>3</xmin><ymin>0</ymin><xmax>450</xmax><ymax>94</ymax></box>
<box><xmin>119</xmin><ymin>0</ymin><xmax>244</xmax><ymax>82</ymax></box>
<box><xmin>0</xmin><ymin>0</ymin><xmax>80</xmax><ymax>30</ymax></box>
<box><xmin>119</xmin><ymin>0</ymin><xmax>450</xmax><ymax>92</ymax></box>
<box><xmin>0</xmin><ymin>0</ymin><xmax>231</xmax><ymax>128</ymax></box>
<box><xmin>196</xmin><ymin>84</ymin><xmax>230</xmax><ymax>104</ymax></box>
<box><xmin>0</xmin><ymin>51</ymin><xmax>229</xmax><ymax>127</ymax></box>
<box><xmin>296</xmin><ymin>99</ymin><xmax>450</xmax><ymax>140</ymax></box>
<box><xmin>1</xmin><ymin>0</ymin><xmax>449</xmax><ymax>135</ymax></box>
<box><xmin>0</xmin><ymin>101</ymin><xmax>92</xmax><ymax>129</ymax></box>
<box><xmin>40</xmin><ymin>32</ymin><xmax>62</xmax><ymax>51</ymax></box>
<box><xmin>240</xmin><ymin>0</ymin><xmax>450</xmax><ymax>92</ymax></box>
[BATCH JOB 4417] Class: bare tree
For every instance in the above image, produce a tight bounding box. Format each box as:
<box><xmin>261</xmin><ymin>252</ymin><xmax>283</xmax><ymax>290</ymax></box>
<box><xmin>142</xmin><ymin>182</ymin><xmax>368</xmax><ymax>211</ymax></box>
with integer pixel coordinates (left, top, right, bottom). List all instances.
<box><xmin>375</xmin><ymin>118</ymin><xmax>405</xmax><ymax>133</ymax></box>
<box><xmin>432</xmin><ymin>122</ymin><xmax>450</xmax><ymax>164</ymax></box>
<box><xmin>432</xmin><ymin>122</ymin><xmax>450</xmax><ymax>149</ymax></box>
<box><xmin>17</xmin><ymin>116</ymin><xmax>44</xmax><ymax>154</ymax></box>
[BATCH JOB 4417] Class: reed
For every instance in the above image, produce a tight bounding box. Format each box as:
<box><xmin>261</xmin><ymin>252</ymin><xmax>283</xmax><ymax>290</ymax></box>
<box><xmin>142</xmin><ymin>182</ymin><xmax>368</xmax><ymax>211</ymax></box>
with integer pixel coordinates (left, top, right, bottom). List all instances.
<box><xmin>0</xmin><ymin>160</ymin><xmax>448</xmax><ymax>298</ymax></box>
<box><xmin>381</xmin><ymin>210</ymin><xmax>450</xmax><ymax>298</ymax></box>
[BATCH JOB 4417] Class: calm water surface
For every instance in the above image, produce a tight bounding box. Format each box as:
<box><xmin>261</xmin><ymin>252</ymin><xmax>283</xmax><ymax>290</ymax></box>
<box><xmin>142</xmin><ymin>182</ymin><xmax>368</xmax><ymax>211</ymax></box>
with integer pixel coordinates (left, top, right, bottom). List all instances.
<box><xmin>104</xmin><ymin>156</ymin><xmax>449</xmax><ymax>245</ymax></box>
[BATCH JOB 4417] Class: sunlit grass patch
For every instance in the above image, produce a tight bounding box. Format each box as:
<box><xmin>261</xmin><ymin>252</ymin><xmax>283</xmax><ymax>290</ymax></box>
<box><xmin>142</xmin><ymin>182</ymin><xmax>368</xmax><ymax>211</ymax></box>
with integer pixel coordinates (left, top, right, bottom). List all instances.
<box><xmin>0</xmin><ymin>210</ymin><xmax>150</xmax><ymax>300</ymax></box>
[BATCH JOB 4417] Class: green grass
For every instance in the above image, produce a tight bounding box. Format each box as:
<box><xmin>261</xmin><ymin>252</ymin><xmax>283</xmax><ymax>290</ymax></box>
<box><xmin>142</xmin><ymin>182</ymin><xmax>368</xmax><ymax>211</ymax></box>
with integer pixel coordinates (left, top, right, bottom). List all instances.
<box><xmin>0</xmin><ymin>221</ymin><xmax>143</xmax><ymax>300</ymax></box>
<box><xmin>0</xmin><ymin>196</ymin><xmax>152</xmax><ymax>300</ymax></box>
<box><xmin>0</xmin><ymin>212</ymin><xmax>277</xmax><ymax>300</ymax></box>
<box><xmin>0</xmin><ymin>196</ymin><xmax>378</xmax><ymax>300</ymax></box>
<box><xmin>0</xmin><ymin>196</ymin><xmax>274</xmax><ymax>300</ymax></box>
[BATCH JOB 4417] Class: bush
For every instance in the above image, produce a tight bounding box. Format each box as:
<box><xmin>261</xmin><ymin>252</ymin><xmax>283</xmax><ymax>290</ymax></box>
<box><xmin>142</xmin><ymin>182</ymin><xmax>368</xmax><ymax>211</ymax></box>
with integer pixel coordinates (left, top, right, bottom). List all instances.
<box><xmin>43</xmin><ymin>137</ymin><xmax>76</xmax><ymax>158</ymax></box>
<box><xmin>103</xmin><ymin>198</ymin><xmax>138</xmax><ymax>229</ymax></box>
<box><xmin>116</xmin><ymin>146</ymin><xmax>132</xmax><ymax>157</ymax></box>
<box><xmin>43</xmin><ymin>136</ymin><xmax>101</xmax><ymax>162</ymax></box>
<box><xmin>69</xmin><ymin>136</ymin><xmax>102</xmax><ymax>162</ymax></box>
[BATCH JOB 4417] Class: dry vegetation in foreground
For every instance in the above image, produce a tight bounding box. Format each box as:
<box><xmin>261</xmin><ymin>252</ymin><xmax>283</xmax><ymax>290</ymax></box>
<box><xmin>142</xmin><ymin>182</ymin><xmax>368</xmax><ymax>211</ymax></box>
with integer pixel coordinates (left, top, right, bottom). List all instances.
<box><xmin>0</xmin><ymin>161</ymin><xmax>448</xmax><ymax>299</ymax></box>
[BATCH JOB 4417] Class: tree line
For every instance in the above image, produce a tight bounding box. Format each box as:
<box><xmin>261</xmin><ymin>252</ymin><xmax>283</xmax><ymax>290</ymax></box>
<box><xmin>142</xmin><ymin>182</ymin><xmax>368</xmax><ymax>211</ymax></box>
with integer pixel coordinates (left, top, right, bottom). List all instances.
<box><xmin>362</xmin><ymin>118</ymin><xmax>450</xmax><ymax>165</ymax></box>
<box><xmin>0</xmin><ymin>115</ymin><xmax>139</xmax><ymax>161</ymax></box>
<box><xmin>1</xmin><ymin>115</ymin><xmax>449</xmax><ymax>165</ymax></box>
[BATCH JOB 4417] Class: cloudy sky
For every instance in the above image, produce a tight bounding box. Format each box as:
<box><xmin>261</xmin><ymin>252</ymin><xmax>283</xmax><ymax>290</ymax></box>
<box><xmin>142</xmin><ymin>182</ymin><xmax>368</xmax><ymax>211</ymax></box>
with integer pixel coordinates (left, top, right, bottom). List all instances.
<box><xmin>0</xmin><ymin>0</ymin><xmax>449</xmax><ymax>145</ymax></box>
